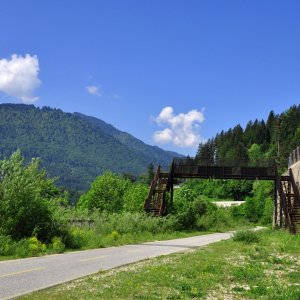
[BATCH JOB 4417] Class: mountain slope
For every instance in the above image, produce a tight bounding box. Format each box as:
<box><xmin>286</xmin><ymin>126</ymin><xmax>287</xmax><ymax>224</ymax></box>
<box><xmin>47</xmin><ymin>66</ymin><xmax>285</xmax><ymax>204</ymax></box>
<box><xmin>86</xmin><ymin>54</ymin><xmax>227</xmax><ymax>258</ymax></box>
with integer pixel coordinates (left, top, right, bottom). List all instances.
<box><xmin>74</xmin><ymin>112</ymin><xmax>180</xmax><ymax>164</ymax></box>
<box><xmin>0</xmin><ymin>104</ymin><xmax>180</xmax><ymax>191</ymax></box>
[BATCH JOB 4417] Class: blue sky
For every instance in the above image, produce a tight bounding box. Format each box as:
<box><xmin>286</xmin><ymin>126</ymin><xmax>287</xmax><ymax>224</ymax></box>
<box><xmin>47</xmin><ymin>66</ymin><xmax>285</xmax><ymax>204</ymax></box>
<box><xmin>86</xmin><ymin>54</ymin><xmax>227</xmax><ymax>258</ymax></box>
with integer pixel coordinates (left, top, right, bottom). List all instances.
<box><xmin>0</xmin><ymin>0</ymin><xmax>300</xmax><ymax>155</ymax></box>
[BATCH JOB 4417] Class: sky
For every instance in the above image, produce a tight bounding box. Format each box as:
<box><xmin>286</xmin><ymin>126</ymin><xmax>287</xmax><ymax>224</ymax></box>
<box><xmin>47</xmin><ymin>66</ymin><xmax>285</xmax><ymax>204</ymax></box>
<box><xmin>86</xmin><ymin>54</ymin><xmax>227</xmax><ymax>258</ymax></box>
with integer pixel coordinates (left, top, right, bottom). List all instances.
<box><xmin>0</xmin><ymin>0</ymin><xmax>300</xmax><ymax>156</ymax></box>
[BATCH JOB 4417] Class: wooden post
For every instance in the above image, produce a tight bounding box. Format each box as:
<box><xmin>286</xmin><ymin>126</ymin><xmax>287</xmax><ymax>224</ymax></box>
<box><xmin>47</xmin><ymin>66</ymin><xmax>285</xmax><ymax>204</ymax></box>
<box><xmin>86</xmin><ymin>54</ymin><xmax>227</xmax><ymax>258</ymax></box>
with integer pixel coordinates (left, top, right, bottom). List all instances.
<box><xmin>273</xmin><ymin>179</ymin><xmax>278</xmax><ymax>228</ymax></box>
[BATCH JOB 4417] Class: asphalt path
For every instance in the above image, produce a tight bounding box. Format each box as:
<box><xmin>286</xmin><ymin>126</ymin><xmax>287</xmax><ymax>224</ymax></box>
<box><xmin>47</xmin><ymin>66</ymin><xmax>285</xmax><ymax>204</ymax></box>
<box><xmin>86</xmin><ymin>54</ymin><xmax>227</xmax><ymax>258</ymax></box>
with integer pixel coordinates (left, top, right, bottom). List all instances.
<box><xmin>0</xmin><ymin>231</ymin><xmax>234</xmax><ymax>299</ymax></box>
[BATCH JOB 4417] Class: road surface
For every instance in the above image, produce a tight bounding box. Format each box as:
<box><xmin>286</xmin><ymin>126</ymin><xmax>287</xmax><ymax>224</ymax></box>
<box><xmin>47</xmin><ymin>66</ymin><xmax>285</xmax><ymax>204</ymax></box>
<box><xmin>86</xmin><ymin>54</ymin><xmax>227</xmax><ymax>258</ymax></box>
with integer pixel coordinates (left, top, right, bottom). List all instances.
<box><xmin>0</xmin><ymin>231</ymin><xmax>234</xmax><ymax>299</ymax></box>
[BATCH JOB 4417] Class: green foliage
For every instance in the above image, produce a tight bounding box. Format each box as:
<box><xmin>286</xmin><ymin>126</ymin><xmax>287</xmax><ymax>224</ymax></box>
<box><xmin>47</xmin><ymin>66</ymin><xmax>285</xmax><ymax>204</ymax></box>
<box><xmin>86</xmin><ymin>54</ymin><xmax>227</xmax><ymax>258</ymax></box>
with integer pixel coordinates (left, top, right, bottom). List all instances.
<box><xmin>228</xmin><ymin>180</ymin><xmax>274</xmax><ymax>225</ymax></box>
<box><xmin>196</xmin><ymin>104</ymin><xmax>300</xmax><ymax>171</ymax></box>
<box><xmin>196</xmin><ymin>208</ymin><xmax>236</xmax><ymax>231</ymax></box>
<box><xmin>0</xmin><ymin>150</ymin><xmax>66</xmax><ymax>242</ymax></box>
<box><xmin>123</xmin><ymin>183</ymin><xmax>148</xmax><ymax>212</ymax></box>
<box><xmin>172</xmin><ymin>184</ymin><xmax>238</xmax><ymax>230</ymax></box>
<box><xmin>64</xmin><ymin>212</ymin><xmax>181</xmax><ymax>250</ymax></box>
<box><xmin>183</xmin><ymin>179</ymin><xmax>253</xmax><ymax>201</ymax></box>
<box><xmin>146</xmin><ymin>163</ymin><xmax>155</xmax><ymax>185</ymax></box>
<box><xmin>248</xmin><ymin>143</ymin><xmax>263</xmax><ymax>166</ymax></box>
<box><xmin>93</xmin><ymin>211</ymin><xmax>178</xmax><ymax>235</ymax></box>
<box><xmin>233</xmin><ymin>230</ymin><xmax>261</xmax><ymax>243</ymax></box>
<box><xmin>51</xmin><ymin>236</ymin><xmax>65</xmax><ymax>253</ymax></box>
<box><xmin>243</xmin><ymin>181</ymin><xmax>274</xmax><ymax>223</ymax></box>
<box><xmin>28</xmin><ymin>237</ymin><xmax>45</xmax><ymax>255</ymax></box>
<box><xmin>77</xmin><ymin>172</ymin><xmax>131</xmax><ymax>212</ymax></box>
<box><xmin>0</xmin><ymin>234</ymin><xmax>66</xmax><ymax>258</ymax></box>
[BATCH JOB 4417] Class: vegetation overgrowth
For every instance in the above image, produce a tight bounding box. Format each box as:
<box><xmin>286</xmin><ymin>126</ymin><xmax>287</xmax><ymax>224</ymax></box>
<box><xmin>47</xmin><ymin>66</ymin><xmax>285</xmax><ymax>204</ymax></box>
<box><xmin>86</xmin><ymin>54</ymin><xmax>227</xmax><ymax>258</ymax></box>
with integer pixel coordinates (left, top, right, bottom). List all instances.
<box><xmin>21</xmin><ymin>229</ymin><xmax>300</xmax><ymax>300</ymax></box>
<box><xmin>0</xmin><ymin>150</ymin><xmax>275</xmax><ymax>260</ymax></box>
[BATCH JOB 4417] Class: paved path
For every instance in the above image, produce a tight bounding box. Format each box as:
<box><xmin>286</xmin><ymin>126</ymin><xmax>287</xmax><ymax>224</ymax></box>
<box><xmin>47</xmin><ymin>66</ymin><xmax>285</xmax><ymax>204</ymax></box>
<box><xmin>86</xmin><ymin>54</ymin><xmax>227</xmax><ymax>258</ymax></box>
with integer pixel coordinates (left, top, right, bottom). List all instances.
<box><xmin>0</xmin><ymin>231</ymin><xmax>234</xmax><ymax>299</ymax></box>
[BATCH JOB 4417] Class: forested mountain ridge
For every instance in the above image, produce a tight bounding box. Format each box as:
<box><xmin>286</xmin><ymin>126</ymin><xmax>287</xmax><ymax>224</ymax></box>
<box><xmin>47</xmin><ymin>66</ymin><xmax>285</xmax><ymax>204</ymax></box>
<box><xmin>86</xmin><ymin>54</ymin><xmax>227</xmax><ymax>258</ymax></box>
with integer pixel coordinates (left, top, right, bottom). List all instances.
<box><xmin>0</xmin><ymin>104</ymin><xmax>180</xmax><ymax>191</ymax></box>
<box><xmin>196</xmin><ymin>105</ymin><xmax>300</xmax><ymax>171</ymax></box>
<box><xmin>74</xmin><ymin>112</ymin><xmax>180</xmax><ymax>161</ymax></box>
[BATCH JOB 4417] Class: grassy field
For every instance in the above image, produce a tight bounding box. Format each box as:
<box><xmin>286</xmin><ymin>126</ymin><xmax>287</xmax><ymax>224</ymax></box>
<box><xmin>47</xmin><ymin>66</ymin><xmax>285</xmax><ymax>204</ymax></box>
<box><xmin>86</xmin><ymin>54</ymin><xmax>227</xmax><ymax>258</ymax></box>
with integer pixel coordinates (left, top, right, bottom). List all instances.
<box><xmin>21</xmin><ymin>229</ymin><xmax>300</xmax><ymax>300</ymax></box>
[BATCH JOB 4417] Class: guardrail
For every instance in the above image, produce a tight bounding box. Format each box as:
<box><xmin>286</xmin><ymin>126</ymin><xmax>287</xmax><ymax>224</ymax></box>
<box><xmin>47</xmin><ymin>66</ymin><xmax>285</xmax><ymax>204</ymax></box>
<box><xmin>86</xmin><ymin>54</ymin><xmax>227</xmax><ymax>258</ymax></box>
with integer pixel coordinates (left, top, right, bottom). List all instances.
<box><xmin>288</xmin><ymin>146</ymin><xmax>300</xmax><ymax>167</ymax></box>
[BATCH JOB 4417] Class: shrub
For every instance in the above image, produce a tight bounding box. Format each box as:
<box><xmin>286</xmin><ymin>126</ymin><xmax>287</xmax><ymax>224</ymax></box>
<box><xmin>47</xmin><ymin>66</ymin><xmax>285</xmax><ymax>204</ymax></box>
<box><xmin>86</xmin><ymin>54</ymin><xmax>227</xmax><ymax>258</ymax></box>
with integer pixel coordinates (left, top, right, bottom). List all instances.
<box><xmin>0</xmin><ymin>235</ymin><xmax>16</xmax><ymax>256</ymax></box>
<box><xmin>52</xmin><ymin>236</ymin><xmax>65</xmax><ymax>253</ymax></box>
<box><xmin>77</xmin><ymin>171</ymin><xmax>131</xmax><ymax>213</ymax></box>
<box><xmin>173</xmin><ymin>195</ymin><xmax>218</xmax><ymax>230</ymax></box>
<box><xmin>0</xmin><ymin>150</ymin><xmax>67</xmax><ymax>242</ymax></box>
<box><xmin>93</xmin><ymin>211</ymin><xmax>178</xmax><ymax>235</ymax></box>
<box><xmin>109</xmin><ymin>230</ymin><xmax>119</xmax><ymax>241</ymax></box>
<box><xmin>196</xmin><ymin>208</ymin><xmax>234</xmax><ymax>231</ymax></box>
<box><xmin>123</xmin><ymin>183</ymin><xmax>148</xmax><ymax>212</ymax></box>
<box><xmin>28</xmin><ymin>237</ymin><xmax>41</xmax><ymax>255</ymax></box>
<box><xmin>233</xmin><ymin>230</ymin><xmax>260</xmax><ymax>244</ymax></box>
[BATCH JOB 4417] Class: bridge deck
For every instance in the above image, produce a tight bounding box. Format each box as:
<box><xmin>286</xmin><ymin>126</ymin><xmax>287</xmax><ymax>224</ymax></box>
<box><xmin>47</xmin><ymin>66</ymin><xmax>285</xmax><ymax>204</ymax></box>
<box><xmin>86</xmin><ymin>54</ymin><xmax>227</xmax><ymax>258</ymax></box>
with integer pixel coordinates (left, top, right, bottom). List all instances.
<box><xmin>173</xmin><ymin>165</ymin><xmax>276</xmax><ymax>180</ymax></box>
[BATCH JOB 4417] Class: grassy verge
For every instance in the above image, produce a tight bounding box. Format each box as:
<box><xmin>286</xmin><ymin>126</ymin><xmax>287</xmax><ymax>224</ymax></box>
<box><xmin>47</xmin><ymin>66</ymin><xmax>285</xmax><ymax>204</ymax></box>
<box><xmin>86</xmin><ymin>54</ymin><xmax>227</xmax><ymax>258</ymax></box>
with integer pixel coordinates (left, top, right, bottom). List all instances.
<box><xmin>1</xmin><ymin>210</ymin><xmax>252</xmax><ymax>260</ymax></box>
<box><xmin>0</xmin><ymin>230</ymin><xmax>215</xmax><ymax>261</ymax></box>
<box><xmin>21</xmin><ymin>229</ymin><xmax>300</xmax><ymax>300</ymax></box>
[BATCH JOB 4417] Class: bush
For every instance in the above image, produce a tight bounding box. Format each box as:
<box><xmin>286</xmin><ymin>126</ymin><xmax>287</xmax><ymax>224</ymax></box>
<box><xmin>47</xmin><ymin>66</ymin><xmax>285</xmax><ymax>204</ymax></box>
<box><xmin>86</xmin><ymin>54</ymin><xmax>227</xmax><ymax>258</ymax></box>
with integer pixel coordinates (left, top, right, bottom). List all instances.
<box><xmin>28</xmin><ymin>237</ymin><xmax>42</xmax><ymax>255</ymax></box>
<box><xmin>243</xmin><ymin>181</ymin><xmax>274</xmax><ymax>224</ymax></box>
<box><xmin>233</xmin><ymin>230</ymin><xmax>260</xmax><ymax>244</ymax></box>
<box><xmin>196</xmin><ymin>208</ymin><xmax>234</xmax><ymax>231</ymax></box>
<box><xmin>77</xmin><ymin>171</ymin><xmax>131</xmax><ymax>212</ymax></box>
<box><xmin>173</xmin><ymin>195</ymin><xmax>218</xmax><ymax>230</ymax></box>
<box><xmin>0</xmin><ymin>235</ymin><xmax>16</xmax><ymax>256</ymax></box>
<box><xmin>0</xmin><ymin>151</ymin><xmax>67</xmax><ymax>242</ymax></box>
<box><xmin>93</xmin><ymin>211</ymin><xmax>178</xmax><ymax>235</ymax></box>
<box><xmin>0</xmin><ymin>235</ymin><xmax>49</xmax><ymax>257</ymax></box>
<box><xmin>123</xmin><ymin>183</ymin><xmax>148</xmax><ymax>212</ymax></box>
<box><xmin>51</xmin><ymin>236</ymin><xmax>65</xmax><ymax>253</ymax></box>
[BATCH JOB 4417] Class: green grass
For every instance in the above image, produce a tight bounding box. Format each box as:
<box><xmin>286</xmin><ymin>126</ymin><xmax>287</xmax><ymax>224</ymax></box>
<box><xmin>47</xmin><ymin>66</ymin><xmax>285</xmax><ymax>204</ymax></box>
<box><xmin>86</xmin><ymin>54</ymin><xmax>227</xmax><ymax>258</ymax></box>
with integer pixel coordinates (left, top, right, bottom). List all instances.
<box><xmin>0</xmin><ymin>230</ymin><xmax>206</xmax><ymax>260</ymax></box>
<box><xmin>1</xmin><ymin>210</ymin><xmax>252</xmax><ymax>260</ymax></box>
<box><xmin>21</xmin><ymin>229</ymin><xmax>300</xmax><ymax>300</ymax></box>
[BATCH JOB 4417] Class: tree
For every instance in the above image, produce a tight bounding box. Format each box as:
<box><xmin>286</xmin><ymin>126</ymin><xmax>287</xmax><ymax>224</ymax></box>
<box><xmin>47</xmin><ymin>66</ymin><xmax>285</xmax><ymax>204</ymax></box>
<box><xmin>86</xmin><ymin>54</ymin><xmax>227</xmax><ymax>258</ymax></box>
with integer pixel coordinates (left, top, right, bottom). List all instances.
<box><xmin>147</xmin><ymin>163</ymin><xmax>155</xmax><ymax>185</ymax></box>
<box><xmin>196</xmin><ymin>139</ymin><xmax>215</xmax><ymax>165</ymax></box>
<box><xmin>77</xmin><ymin>171</ymin><xmax>131</xmax><ymax>212</ymax></box>
<box><xmin>248</xmin><ymin>143</ymin><xmax>263</xmax><ymax>166</ymax></box>
<box><xmin>0</xmin><ymin>150</ymin><xmax>64</xmax><ymax>241</ymax></box>
<box><xmin>123</xmin><ymin>183</ymin><xmax>148</xmax><ymax>212</ymax></box>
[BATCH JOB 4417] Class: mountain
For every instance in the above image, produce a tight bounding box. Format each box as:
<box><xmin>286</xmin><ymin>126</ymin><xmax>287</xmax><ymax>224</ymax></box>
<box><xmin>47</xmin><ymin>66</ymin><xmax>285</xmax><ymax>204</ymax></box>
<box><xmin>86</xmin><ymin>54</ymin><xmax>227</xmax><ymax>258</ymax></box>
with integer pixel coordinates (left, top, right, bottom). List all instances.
<box><xmin>0</xmin><ymin>104</ymin><xmax>181</xmax><ymax>191</ymax></box>
<box><xmin>73</xmin><ymin>112</ymin><xmax>180</xmax><ymax>160</ymax></box>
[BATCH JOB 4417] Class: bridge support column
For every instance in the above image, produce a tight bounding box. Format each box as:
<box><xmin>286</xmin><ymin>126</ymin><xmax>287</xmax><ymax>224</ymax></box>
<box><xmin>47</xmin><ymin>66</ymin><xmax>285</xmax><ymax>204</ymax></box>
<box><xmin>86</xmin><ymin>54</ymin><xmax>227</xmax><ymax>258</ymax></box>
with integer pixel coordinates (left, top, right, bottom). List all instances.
<box><xmin>273</xmin><ymin>179</ymin><xmax>278</xmax><ymax>228</ymax></box>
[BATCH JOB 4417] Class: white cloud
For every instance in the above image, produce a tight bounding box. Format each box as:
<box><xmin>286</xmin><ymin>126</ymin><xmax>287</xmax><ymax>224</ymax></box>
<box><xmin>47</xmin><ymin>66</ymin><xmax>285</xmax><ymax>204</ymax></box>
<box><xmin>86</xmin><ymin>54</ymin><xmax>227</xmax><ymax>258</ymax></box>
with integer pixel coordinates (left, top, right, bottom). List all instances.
<box><xmin>153</xmin><ymin>106</ymin><xmax>205</xmax><ymax>148</ymax></box>
<box><xmin>0</xmin><ymin>54</ymin><xmax>41</xmax><ymax>103</ymax></box>
<box><xmin>86</xmin><ymin>85</ymin><xmax>101</xmax><ymax>96</ymax></box>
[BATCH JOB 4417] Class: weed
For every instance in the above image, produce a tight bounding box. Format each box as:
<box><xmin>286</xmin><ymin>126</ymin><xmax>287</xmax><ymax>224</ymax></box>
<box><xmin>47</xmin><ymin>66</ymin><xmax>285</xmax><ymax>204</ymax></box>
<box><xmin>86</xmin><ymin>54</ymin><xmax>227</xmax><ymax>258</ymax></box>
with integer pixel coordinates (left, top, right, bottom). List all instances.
<box><xmin>51</xmin><ymin>237</ymin><xmax>65</xmax><ymax>253</ymax></box>
<box><xmin>232</xmin><ymin>230</ymin><xmax>260</xmax><ymax>243</ymax></box>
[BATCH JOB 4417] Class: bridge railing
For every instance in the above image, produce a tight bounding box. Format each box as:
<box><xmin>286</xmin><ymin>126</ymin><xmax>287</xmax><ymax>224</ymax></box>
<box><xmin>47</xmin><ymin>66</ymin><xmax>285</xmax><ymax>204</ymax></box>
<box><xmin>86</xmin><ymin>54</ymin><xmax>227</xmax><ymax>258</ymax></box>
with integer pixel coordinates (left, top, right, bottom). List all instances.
<box><xmin>172</xmin><ymin>157</ymin><xmax>277</xmax><ymax>180</ymax></box>
<box><xmin>173</xmin><ymin>157</ymin><xmax>276</xmax><ymax>168</ymax></box>
<box><xmin>288</xmin><ymin>146</ymin><xmax>300</xmax><ymax>167</ymax></box>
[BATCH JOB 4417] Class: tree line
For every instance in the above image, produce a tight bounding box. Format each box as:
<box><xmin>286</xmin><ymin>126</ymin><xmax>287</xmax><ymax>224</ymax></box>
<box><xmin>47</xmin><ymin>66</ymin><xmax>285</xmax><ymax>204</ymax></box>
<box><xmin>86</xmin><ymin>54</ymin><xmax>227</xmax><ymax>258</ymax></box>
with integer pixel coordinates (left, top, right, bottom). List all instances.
<box><xmin>196</xmin><ymin>105</ymin><xmax>300</xmax><ymax>171</ymax></box>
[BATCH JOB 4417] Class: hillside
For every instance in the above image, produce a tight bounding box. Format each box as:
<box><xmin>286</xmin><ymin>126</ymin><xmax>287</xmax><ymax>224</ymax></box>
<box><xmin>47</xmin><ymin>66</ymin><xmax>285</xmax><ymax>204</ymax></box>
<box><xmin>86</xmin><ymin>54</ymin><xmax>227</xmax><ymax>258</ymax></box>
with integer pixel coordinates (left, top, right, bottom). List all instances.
<box><xmin>0</xmin><ymin>104</ymin><xmax>180</xmax><ymax>191</ymax></box>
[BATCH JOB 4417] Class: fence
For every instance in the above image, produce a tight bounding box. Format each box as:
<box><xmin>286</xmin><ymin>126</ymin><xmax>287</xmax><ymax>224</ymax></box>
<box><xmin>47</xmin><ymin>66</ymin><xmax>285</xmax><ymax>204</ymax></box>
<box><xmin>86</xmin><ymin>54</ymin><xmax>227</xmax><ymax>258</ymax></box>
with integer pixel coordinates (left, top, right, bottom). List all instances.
<box><xmin>288</xmin><ymin>146</ymin><xmax>300</xmax><ymax>167</ymax></box>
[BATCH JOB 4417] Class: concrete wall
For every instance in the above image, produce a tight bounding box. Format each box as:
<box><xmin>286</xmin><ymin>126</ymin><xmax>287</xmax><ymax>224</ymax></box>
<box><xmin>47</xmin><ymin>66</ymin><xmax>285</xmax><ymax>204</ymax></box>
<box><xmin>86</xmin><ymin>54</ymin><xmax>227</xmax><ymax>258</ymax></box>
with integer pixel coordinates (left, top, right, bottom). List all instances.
<box><xmin>289</xmin><ymin>160</ymin><xmax>300</xmax><ymax>186</ymax></box>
